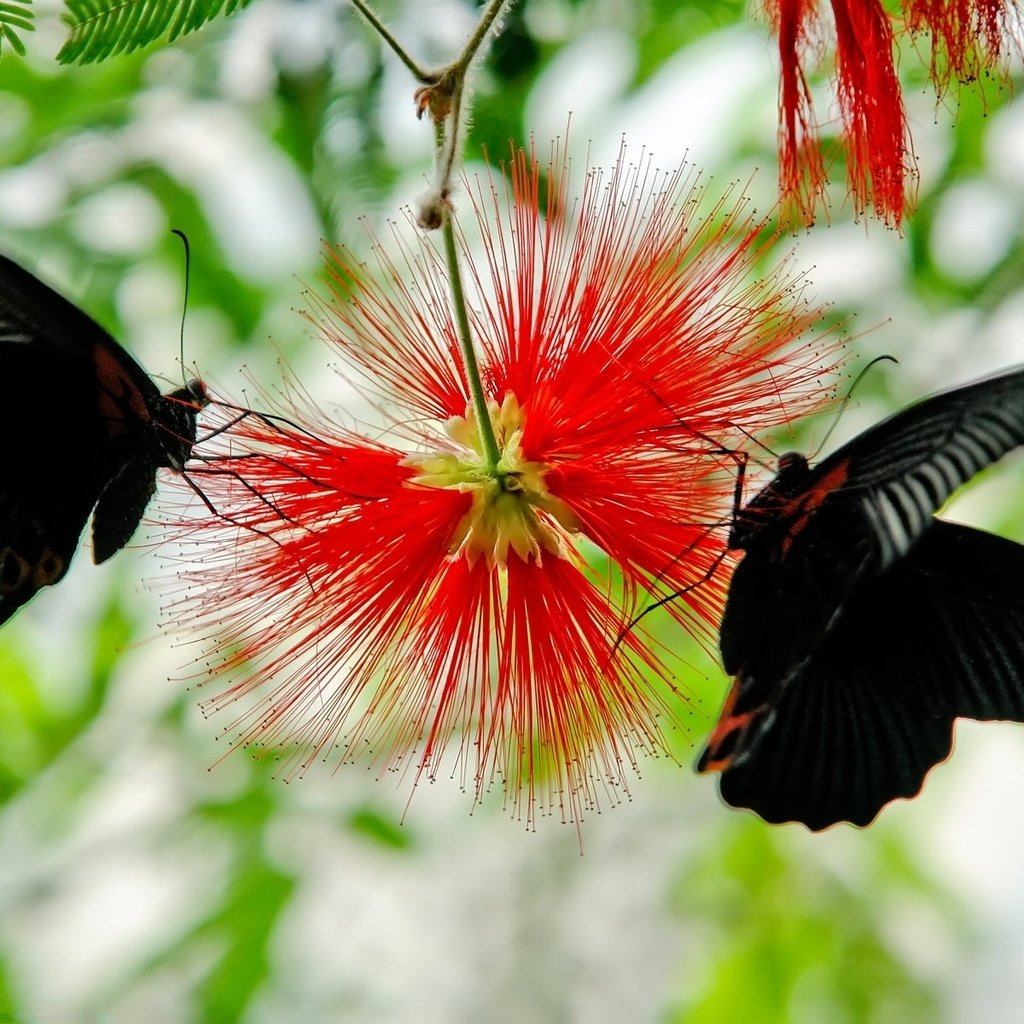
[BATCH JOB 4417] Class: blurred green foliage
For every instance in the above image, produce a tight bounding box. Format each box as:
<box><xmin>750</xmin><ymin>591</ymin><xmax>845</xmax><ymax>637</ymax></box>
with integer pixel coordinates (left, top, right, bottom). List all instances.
<box><xmin>669</xmin><ymin>823</ymin><xmax>947</xmax><ymax>1023</ymax></box>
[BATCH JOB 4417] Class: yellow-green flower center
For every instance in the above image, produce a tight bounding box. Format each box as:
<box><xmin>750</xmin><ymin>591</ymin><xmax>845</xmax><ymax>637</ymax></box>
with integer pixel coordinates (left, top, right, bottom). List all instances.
<box><xmin>405</xmin><ymin>393</ymin><xmax>580</xmax><ymax>567</ymax></box>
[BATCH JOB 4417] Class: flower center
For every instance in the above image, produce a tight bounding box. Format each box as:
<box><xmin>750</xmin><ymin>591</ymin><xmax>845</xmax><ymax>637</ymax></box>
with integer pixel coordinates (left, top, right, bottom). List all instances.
<box><xmin>405</xmin><ymin>393</ymin><xmax>580</xmax><ymax>566</ymax></box>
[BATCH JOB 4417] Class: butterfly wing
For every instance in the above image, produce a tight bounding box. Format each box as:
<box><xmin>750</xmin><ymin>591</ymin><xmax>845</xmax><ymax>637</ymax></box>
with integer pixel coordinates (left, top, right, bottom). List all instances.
<box><xmin>822</xmin><ymin>366</ymin><xmax>1024</xmax><ymax>565</ymax></box>
<box><xmin>91</xmin><ymin>458</ymin><xmax>160</xmax><ymax>565</ymax></box>
<box><xmin>770</xmin><ymin>364</ymin><xmax>1024</xmax><ymax>569</ymax></box>
<box><xmin>0</xmin><ymin>254</ymin><xmax>199</xmax><ymax>623</ymax></box>
<box><xmin>703</xmin><ymin>520</ymin><xmax>1024</xmax><ymax>829</ymax></box>
<box><xmin>882</xmin><ymin>520</ymin><xmax>1024</xmax><ymax>722</ymax></box>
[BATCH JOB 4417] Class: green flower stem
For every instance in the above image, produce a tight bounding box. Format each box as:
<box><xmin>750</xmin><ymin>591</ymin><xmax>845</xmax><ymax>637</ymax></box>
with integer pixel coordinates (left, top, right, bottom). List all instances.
<box><xmin>349</xmin><ymin>0</ymin><xmax>432</xmax><ymax>82</ymax></box>
<box><xmin>351</xmin><ymin>0</ymin><xmax>515</xmax><ymax>473</ymax></box>
<box><xmin>435</xmin><ymin>76</ymin><xmax>466</xmax><ymax>201</ymax></box>
<box><xmin>441</xmin><ymin>213</ymin><xmax>502</xmax><ymax>472</ymax></box>
<box><xmin>434</xmin><ymin>0</ymin><xmax>514</xmax><ymax>471</ymax></box>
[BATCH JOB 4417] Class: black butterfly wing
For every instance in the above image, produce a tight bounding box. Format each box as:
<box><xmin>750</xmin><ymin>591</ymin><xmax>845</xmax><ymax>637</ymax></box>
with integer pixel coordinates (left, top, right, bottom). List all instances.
<box><xmin>818</xmin><ymin>366</ymin><xmax>1024</xmax><ymax>566</ymax></box>
<box><xmin>883</xmin><ymin>520</ymin><xmax>1024</xmax><ymax>722</ymax></box>
<box><xmin>0</xmin><ymin>269</ymin><xmax>121</xmax><ymax>621</ymax></box>
<box><xmin>705</xmin><ymin>520</ymin><xmax>1024</xmax><ymax>830</ymax></box>
<box><xmin>709</xmin><ymin>669</ymin><xmax>955</xmax><ymax>831</ymax></box>
<box><xmin>0</xmin><ymin>254</ymin><xmax>199</xmax><ymax>623</ymax></box>
<box><xmin>778</xmin><ymin>362</ymin><xmax>1024</xmax><ymax>569</ymax></box>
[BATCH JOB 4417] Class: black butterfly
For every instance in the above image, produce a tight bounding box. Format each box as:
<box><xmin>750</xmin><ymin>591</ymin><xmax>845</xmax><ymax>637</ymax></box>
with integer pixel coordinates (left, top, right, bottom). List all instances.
<box><xmin>697</xmin><ymin>366</ymin><xmax>1024</xmax><ymax>830</ymax></box>
<box><xmin>0</xmin><ymin>252</ymin><xmax>207</xmax><ymax>626</ymax></box>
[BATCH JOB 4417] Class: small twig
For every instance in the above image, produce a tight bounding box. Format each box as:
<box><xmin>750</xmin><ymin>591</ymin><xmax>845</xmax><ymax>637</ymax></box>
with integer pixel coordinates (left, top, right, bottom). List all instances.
<box><xmin>348</xmin><ymin>0</ymin><xmax>434</xmax><ymax>82</ymax></box>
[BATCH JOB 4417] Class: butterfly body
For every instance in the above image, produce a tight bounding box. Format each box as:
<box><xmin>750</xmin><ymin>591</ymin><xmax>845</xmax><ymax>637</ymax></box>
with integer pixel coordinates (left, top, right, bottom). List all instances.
<box><xmin>0</xmin><ymin>253</ymin><xmax>206</xmax><ymax>625</ymax></box>
<box><xmin>698</xmin><ymin>366</ymin><xmax>1024</xmax><ymax>830</ymax></box>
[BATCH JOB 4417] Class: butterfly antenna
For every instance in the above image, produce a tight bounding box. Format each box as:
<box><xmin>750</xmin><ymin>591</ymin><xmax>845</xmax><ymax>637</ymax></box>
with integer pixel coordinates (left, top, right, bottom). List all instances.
<box><xmin>171</xmin><ymin>228</ymin><xmax>192</xmax><ymax>383</ymax></box>
<box><xmin>811</xmin><ymin>354</ymin><xmax>898</xmax><ymax>459</ymax></box>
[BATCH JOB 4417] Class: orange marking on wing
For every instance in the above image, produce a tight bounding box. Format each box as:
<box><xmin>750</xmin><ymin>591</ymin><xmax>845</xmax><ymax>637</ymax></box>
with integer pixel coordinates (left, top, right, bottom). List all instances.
<box><xmin>92</xmin><ymin>345</ymin><xmax>150</xmax><ymax>435</ymax></box>
<box><xmin>697</xmin><ymin>678</ymin><xmax>759</xmax><ymax>774</ymax></box>
<box><xmin>780</xmin><ymin>456</ymin><xmax>851</xmax><ymax>554</ymax></box>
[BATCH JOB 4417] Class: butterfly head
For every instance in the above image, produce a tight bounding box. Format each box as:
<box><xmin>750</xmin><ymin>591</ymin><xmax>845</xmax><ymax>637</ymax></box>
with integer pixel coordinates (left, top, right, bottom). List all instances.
<box><xmin>729</xmin><ymin>450</ymin><xmax>811</xmax><ymax>549</ymax></box>
<box><xmin>156</xmin><ymin>377</ymin><xmax>209</xmax><ymax>471</ymax></box>
<box><xmin>774</xmin><ymin>450</ymin><xmax>811</xmax><ymax>490</ymax></box>
<box><xmin>181</xmin><ymin>377</ymin><xmax>208</xmax><ymax>408</ymax></box>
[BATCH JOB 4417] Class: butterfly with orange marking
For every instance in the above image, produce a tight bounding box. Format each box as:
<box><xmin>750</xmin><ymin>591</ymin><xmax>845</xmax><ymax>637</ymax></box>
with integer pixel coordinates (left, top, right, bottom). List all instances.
<box><xmin>0</xmin><ymin>252</ymin><xmax>207</xmax><ymax>625</ymax></box>
<box><xmin>698</xmin><ymin>366</ymin><xmax>1024</xmax><ymax>830</ymax></box>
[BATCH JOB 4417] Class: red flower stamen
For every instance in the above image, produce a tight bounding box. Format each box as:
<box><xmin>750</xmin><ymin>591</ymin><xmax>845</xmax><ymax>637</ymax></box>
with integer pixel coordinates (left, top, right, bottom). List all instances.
<box><xmin>908</xmin><ymin>0</ymin><xmax>1020</xmax><ymax>91</ymax></box>
<box><xmin>764</xmin><ymin>0</ymin><xmax>1020</xmax><ymax>225</ymax></box>
<box><xmin>832</xmin><ymin>0</ymin><xmax>910</xmax><ymax>225</ymax></box>
<box><xmin>162</xmin><ymin>142</ymin><xmax>838</xmax><ymax>827</ymax></box>
<box><xmin>773</xmin><ymin>0</ymin><xmax>830</xmax><ymax>224</ymax></box>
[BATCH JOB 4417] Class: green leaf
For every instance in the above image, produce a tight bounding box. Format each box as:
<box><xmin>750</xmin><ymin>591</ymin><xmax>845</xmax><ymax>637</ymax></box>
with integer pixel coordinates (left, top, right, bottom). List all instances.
<box><xmin>0</xmin><ymin>0</ymin><xmax>33</xmax><ymax>57</ymax></box>
<box><xmin>58</xmin><ymin>0</ymin><xmax>252</xmax><ymax>65</ymax></box>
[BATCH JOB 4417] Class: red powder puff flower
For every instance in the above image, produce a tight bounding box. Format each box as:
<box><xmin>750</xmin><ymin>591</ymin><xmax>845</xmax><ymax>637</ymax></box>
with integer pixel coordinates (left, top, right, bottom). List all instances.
<box><xmin>162</xmin><ymin>143</ymin><xmax>836</xmax><ymax>827</ymax></box>
<box><xmin>765</xmin><ymin>0</ymin><xmax>1021</xmax><ymax>226</ymax></box>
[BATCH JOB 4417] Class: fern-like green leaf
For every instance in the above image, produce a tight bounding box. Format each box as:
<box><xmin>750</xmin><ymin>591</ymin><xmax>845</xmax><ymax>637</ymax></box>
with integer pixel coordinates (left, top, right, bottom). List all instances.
<box><xmin>58</xmin><ymin>0</ymin><xmax>252</xmax><ymax>65</ymax></box>
<box><xmin>0</xmin><ymin>0</ymin><xmax>34</xmax><ymax>57</ymax></box>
